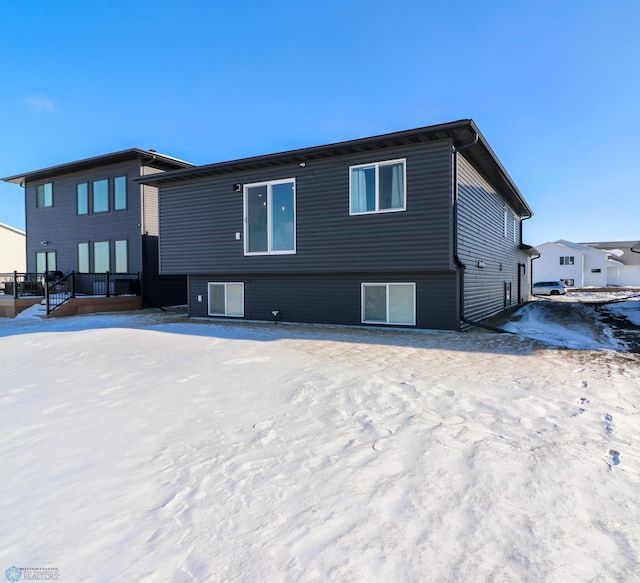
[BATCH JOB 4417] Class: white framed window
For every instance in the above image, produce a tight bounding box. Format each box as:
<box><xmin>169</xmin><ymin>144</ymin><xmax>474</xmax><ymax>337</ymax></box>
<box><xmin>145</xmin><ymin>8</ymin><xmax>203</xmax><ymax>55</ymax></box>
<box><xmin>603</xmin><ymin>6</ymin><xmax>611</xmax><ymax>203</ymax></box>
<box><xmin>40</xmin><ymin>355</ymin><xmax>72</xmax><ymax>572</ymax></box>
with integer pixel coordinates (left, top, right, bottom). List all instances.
<box><xmin>361</xmin><ymin>283</ymin><xmax>416</xmax><ymax>326</ymax></box>
<box><xmin>244</xmin><ymin>179</ymin><xmax>296</xmax><ymax>255</ymax></box>
<box><xmin>513</xmin><ymin>217</ymin><xmax>519</xmax><ymax>243</ymax></box>
<box><xmin>350</xmin><ymin>159</ymin><xmax>406</xmax><ymax>215</ymax></box>
<box><xmin>503</xmin><ymin>209</ymin><xmax>509</xmax><ymax>238</ymax></box>
<box><xmin>208</xmin><ymin>282</ymin><xmax>244</xmax><ymax>317</ymax></box>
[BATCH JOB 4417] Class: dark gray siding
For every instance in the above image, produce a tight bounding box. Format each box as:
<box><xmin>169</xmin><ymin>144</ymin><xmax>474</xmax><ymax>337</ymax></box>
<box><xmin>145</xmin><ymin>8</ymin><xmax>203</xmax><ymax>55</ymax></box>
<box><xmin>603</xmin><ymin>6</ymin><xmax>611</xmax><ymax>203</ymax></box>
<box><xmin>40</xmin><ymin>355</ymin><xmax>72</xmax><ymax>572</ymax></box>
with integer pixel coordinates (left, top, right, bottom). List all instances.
<box><xmin>159</xmin><ymin>141</ymin><xmax>454</xmax><ymax>275</ymax></box>
<box><xmin>456</xmin><ymin>154</ymin><xmax>531</xmax><ymax>322</ymax></box>
<box><xmin>188</xmin><ymin>271</ymin><xmax>459</xmax><ymax>330</ymax></box>
<box><xmin>25</xmin><ymin>159</ymin><xmax>143</xmax><ymax>274</ymax></box>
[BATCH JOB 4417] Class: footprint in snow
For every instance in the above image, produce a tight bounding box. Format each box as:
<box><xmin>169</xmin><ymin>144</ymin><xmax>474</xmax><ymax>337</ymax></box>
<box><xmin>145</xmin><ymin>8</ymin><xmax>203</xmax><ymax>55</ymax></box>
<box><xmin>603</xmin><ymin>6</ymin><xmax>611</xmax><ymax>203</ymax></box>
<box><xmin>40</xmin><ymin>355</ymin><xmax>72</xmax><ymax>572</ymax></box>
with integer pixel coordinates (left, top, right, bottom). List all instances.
<box><xmin>603</xmin><ymin>413</ymin><xmax>614</xmax><ymax>434</ymax></box>
<box><xmin>608</xmin><ymin>449</ymin><xmax>621</xmax><ymax>466</ymax></box>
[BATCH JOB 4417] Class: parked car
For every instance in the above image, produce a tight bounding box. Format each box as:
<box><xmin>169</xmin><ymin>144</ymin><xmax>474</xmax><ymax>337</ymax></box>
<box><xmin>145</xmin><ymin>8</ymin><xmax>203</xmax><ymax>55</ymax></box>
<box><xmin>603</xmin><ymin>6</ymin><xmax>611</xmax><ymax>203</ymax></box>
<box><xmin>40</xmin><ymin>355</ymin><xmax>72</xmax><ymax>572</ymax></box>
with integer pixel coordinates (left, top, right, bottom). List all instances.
<box><xmin>533</xmin><ymin>281</ymin><xmax>567</xmax><ymax>296</ymax></box>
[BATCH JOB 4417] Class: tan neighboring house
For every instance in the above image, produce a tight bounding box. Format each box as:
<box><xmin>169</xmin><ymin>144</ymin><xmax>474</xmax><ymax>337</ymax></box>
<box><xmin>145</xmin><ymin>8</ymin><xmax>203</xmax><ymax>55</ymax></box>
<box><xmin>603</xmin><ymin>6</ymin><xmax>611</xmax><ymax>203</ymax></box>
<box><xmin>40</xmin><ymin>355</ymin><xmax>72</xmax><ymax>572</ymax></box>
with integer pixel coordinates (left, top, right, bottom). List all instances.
<box><xmin>0</xmin><ymin>222</ymin><xmax>25</xmax><ymax>272</ymax></box>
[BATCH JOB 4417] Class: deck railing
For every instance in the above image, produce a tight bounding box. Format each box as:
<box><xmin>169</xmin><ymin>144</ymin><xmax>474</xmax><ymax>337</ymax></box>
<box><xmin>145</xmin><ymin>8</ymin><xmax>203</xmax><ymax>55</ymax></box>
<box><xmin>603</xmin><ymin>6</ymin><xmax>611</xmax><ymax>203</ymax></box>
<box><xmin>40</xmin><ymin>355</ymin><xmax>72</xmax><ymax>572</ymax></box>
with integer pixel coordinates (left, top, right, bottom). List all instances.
<box><xmin>1</xmin><ymin>271</ymin><xmax>141</xmax><ymax>315</ymax></box>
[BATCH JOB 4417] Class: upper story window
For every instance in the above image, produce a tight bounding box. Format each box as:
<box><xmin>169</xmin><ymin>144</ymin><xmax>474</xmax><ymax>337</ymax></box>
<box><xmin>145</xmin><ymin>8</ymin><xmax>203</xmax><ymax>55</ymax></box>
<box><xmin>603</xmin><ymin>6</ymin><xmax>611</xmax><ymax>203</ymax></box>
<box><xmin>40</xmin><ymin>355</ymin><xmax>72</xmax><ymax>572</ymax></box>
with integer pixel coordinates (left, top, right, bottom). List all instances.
<box><xmin>114</xmin><ymin>176</ymin><xmax>127</xmax><ymax>210</ymax></box>
<box><xmin>350</xmin><ymin>159</ymin><xmax>406</xmax><ymax>215</ymax></box>
<box><xmin>560</xmin><ymin>256</ymin><xmax>575</xmax><ymax>265</ymax></box>
<box><xmin>513</xmin><ymin>218</ymin><xmax>519</xmax><ymax>243</ymax></box>
<box><xmin>244</xmin><ymin>179</ymin><xmax>296</xmax><ymax>255</ymax></box>
<box><xmin>93</xmin><ymin>179</ymin><xmax>109</xmax><ymax>213</ymax></box>
<box><xmin>77</xmin><ymin>183</ymin><xmax>89</xmax><ymax>215</ymax></box>
<box><xmin>36</xmin><ymin>183</ymin><xmax>53</xmax><ymax>208</ymax></box>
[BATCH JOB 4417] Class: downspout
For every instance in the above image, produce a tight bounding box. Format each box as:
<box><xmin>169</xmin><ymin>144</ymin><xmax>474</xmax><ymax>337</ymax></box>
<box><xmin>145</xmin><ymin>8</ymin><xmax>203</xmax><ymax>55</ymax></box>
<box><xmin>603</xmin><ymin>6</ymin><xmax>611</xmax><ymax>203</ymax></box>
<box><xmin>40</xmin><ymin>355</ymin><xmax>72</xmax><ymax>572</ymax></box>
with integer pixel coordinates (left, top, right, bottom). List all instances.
<box><xmin>452</xmin><ymin>133</ymin><xmax>478</xmax><ymax>328</ymax></box>
<box><xmin>521</xmin><ymin>214</ymin><xmax>536</xmax><ymax>297</ymax></box>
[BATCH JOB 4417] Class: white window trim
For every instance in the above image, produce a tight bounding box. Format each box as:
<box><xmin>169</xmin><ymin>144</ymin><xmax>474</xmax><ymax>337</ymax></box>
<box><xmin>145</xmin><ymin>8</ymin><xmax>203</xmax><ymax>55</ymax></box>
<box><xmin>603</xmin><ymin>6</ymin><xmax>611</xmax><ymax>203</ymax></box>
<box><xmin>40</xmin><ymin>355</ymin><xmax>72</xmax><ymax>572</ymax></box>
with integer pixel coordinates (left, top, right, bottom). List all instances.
<box><xmin>243</xmin><ymin>178</ymin><xmax>296</xmax><ymax>256</ymax></box>
<box><xmin>208</xmin><ymin>282</ymin><xmax>245</xmax><ymax>317</ymax></box>
<box><xmin>349</xmin><ymin>158</ymin><xmax>407</xmax><ymax>215</ymax></box>
<box><xmin>361</xmin><ymin>282</ymin><xmax>416</xmax><ymax>326</ymax></box>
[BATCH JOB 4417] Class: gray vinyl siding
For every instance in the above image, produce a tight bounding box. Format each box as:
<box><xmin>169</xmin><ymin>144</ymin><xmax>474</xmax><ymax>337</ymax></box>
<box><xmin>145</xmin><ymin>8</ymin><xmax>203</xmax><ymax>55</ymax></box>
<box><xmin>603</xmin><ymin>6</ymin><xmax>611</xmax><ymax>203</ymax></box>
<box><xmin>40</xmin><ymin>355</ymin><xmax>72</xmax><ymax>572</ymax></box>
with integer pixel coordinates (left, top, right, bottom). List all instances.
<box><xmin>188</xmin><ymin>271</ymin><xmax>459</xmax><ymax>330</ymax></box>
<box><xmin>141</xmin><ymin>165</ymin><xmax>164</xmax><ymax>236</ymax></box>
<box><xmin>456</xmin><ymin>154</ymin><xmax>531</xmax><ymax>322</ymax></box>
<box><xmin>25</xmin><ymin>159</ymin><xmax>143</xmax><ymax>274</ymax></box>
<box><xmin>159</xmin><ymin>141</ymin><xmax>454</xmax><ymax>275</ymax></box>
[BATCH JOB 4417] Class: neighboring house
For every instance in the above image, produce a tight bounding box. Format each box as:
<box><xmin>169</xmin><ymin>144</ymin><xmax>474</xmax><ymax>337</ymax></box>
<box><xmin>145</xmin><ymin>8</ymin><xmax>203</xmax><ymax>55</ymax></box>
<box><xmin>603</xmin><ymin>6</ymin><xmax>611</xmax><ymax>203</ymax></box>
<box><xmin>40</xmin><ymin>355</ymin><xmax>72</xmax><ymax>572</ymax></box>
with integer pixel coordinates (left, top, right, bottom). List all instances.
<box><xmin>139</xmin><ymin>119</ymin><xmax>535</xmax><ymax>330</ymax></box>
<box><xmin>0</xmin><ymin>222</ymin><xmax>25</xmax><ymax>272</ymax></box>
<box><xmin>2</xmin><ymin>149</ymin><xmax>194</xmax><ymax>308</ymax></box>
<box><xmin>533</xmin><ymin>240</ymin><xmax>627</xmax><ymax>288</ymax></box>
<box><xmin>581</xmin><ymin>241</ymin><xmax>640</xmax><ymax>287</ymax></box>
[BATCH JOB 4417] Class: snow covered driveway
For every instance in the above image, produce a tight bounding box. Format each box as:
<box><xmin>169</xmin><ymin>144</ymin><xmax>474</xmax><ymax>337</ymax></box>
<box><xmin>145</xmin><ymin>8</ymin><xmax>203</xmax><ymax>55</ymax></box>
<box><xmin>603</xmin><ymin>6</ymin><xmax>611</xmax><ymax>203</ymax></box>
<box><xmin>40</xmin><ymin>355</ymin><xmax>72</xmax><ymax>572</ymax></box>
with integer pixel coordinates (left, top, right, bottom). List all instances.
<box><xmin>1</xmin><ymin>306</ymin><xmax>639</xmax><ymax>582</ymax></box>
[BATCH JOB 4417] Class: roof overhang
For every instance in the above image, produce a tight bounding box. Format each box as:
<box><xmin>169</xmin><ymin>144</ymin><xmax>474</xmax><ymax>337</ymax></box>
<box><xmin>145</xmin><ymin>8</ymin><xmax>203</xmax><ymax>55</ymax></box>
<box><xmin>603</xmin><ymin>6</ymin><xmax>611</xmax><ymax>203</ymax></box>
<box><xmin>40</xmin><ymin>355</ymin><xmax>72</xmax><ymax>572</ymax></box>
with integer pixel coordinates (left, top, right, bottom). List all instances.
<box><xmin>2</xmin><ymin>148</ymin><xmax>194</xmax><ymax>186</ymax></box>
<box><xmin>136</xmin><ymin>119</ymin><xmax>533</xmax><ymax>217</ymax></box>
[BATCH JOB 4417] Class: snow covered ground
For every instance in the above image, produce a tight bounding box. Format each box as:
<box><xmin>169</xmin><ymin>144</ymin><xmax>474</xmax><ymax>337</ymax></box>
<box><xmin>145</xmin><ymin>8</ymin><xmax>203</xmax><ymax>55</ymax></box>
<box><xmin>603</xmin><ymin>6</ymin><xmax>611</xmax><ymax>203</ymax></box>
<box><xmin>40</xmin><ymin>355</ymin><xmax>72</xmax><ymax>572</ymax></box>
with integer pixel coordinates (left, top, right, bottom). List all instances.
<box><xmin>1</xmin><ymin>298</ymin><xmax>639</xmax><ymax>582</ymax></box>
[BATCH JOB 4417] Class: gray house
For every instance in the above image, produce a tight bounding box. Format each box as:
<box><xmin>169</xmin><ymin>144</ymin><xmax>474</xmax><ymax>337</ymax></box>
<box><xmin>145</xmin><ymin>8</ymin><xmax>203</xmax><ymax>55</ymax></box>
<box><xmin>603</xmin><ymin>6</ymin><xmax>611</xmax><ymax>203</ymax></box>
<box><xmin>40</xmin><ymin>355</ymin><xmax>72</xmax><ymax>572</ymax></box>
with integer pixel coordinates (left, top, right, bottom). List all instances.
<box><xmin>139</xmin><ymin>119</ymin><xmax>534</xmax><ymax>330</ymax></box>
<box><xmin>2</xmin><ymin>149</ymin><xmax>194</xmax><ymax>312</ymax></box>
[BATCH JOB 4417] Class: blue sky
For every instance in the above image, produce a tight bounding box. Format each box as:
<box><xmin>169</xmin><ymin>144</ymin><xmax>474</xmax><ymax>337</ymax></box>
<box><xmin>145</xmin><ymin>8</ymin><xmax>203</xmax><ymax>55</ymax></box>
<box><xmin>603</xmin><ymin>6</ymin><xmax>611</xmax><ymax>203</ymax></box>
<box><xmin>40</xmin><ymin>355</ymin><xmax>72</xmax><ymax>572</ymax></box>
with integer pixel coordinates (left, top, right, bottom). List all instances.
<box><xmin>1</xmin><ymin>0</ymin><xmax>638</xmax><ymax>245</ymax></box>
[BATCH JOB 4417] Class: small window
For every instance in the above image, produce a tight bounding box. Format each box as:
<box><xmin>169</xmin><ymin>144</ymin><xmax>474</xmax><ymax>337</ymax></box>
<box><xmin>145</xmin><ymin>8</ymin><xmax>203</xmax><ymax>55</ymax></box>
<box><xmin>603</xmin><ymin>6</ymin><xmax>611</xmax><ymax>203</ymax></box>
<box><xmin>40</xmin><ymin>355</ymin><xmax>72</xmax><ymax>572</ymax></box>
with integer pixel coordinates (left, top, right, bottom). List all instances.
<box><xmin>350</xmin><ymin>159</ymin><xmax>406</xmax><ymax>214</ymax></box>
<box><xmin>36</xmin><ymin>183</ymin><xmax>53</xmax><ymax>208</ymax></box>
<box><xmin>362</xmin><ymin>283</ymin><xmax>416</xmax><ymax>325</ymax></box>
<box><xmin>208</xmin><ymin>282</ymin><xmax>244</xmax><ymax>317</ymax></box>
<box><xmin>244</xmin><ymin>179</ymin><xmax>296</xmax><ymax>255</ymax></box>
<box><xmin>93</xmin><ymin>178</ymin><xmax>109</xmax><ymax>213</ymax></box>
<box><xmin>504</xmin><ymin>210</ymin><xmax>509</xmax><ymax>238</ymax></box>
<box><xmin>114</xmin><ymin>176</ymin><xmax>127</xmax><ymax>210</ymax></box>
<box><xmin>115</xmin><ymin>240</ymin><xmax>128</xmax><ymax>273</ymax></box>
<box><xmin>513</xmin><ymin>218</ymin><xmax>519</xmax><ymax>243</ymax></box>
<box><xmin>559</xmin><ymin>256</ymin><xmax>575</xmax><ymax>266</ymax></box>
<box><xmin>591</xmin><ymin>268</ymin><xmax>602</xmax><ymax>273</ymax></box>
<box><xmin>77</xmin><ymin>183</ymin><xmax>89</xmax><ymax>215</ymax></box>
<box><xmin>561</xmin><ymin>278</ymin><xmax>575</xmax><ymax>286</ymax></box>
<box><xmin>94</xmin><ymin>241</ymin><xmax>110</xmax><ymax>273</ymax></box>
<box><xmin>78</xmin><ymin>243</ymin><xmax>89</xmax><ymax>273</ymax></box>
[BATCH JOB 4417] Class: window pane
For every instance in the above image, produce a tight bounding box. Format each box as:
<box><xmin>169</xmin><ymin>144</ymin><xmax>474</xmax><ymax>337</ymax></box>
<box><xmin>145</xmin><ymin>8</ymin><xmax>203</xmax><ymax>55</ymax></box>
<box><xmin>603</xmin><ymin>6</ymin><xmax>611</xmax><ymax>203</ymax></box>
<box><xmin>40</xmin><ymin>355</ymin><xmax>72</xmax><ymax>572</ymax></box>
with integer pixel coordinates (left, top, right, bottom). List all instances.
<box><xmin>388</xmin><ymin>284</ymin><xmax>415</xmax><ymax>324</ymax></box>
<box><xmin>94</xmin><ymin>241</ymin><xmax>110</xmax><ymax>273</ymax></box>
<box><xmin>379</xmin><ymin>163</ymin><xmax>404</xmax><ymax>210</ymax></box>
<box><xmin>115</xmin><ymin>240</ymin><xmax>127</xmax><ymax>273</ymax></box>
<box><xmin>77</xmin><ymin>183</ymin><xmax>88</xmax><ymax>215</ymax></box>
<box><xmin>78</xmin><ymin>243</ymin><xmax>89</xmax><ymax>273</ymax></box>
<box><xmin>363</xmin><ymin>285</ymin><xmax>387</xmax><ymax>322</ymax></box>
<box><xmin>93</xmin><ymin>179</ymin><xmax>109</xmax><ymax>212</ymax></box>
<box><xmin>208</xmin><ymin>284</ymin><xmax>225</xmax><ymax>315</ymax></box>
<box><xmin>114</xmin><ymin>176</ymin><xmax>127</xmax><ymax>210</ymax></box>
<box><xmin>37</xmin><ymin>183</ymin><xmax>53</xmax><ymax>207</ymax></box>
<box><xmin>247</xmin><ymin>185</ymin><xmax>268</xmax><ymax>252</ymax></box>
<box><xmin>351</xmin><ymin>167</ymin><xmax>376</xmax><ymax>213</ymax></box>
<box><xmin>226</xmin><ymin>283</ymin><xmax>244</xmax><ymax>316</ymax></box>
<box><xmin>271</xmin><ymin>182</ymin><xmax>295</xmax><ymax>251</ymax></box>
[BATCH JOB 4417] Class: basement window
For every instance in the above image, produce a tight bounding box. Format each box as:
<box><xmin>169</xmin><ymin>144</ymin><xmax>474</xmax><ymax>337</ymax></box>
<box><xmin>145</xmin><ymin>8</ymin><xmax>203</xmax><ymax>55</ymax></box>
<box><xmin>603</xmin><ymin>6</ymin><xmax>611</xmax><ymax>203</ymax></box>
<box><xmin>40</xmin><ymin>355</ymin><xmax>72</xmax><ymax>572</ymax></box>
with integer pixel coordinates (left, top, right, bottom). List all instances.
<box><xmin>208</xmin><ymin>282</ymin><xmax>244</xmax><ymax>317</ymax></box>
<box><xmin>361</xmin><ymin>283</ymin><xmax>416</xmax><ymax>325</ymax></box>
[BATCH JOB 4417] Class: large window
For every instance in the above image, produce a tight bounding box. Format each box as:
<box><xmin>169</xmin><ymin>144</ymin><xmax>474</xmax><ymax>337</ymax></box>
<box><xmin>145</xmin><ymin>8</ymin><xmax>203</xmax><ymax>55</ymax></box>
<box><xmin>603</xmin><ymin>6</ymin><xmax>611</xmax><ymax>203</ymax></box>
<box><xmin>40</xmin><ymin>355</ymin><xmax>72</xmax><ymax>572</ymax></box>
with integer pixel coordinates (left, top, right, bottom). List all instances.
<box><xmin>114</xmin><ymin>240</ymin><xmax>128</xmax><ymax>273</ymax></box>
<box><xmin>350</xmin><ymin>159</ymin><xmax>405</xmax><ymax>214</ymax></box>
<box><xmin>94</xmin><ymin>241</ymin><xmax>110</xmax><ymax>273</ymax></box>
<box><xmin>93</xmin><ymin>179</ymin><xmax>109</xmax><ymax>213</ymax></box>
<box><xmin>114</xmin><ymin>176</ymin><xmax>127</xmax><ymax>210</ymax></box>
<box><xmin>560</xmin><ymin>256</ymin><xmax>575</xmax><ymax>265</ymax></box>
<box><xmin>208</xmin><ymin>282</ymin><xmax>244</xmax><ymax>317</ymax></box>
<box><xmin>244</xmin><ymin>179</ymin><xmax>295</xmax><ymax>254</ymax></box>
<box><xmin>78</xmin><ymin>243</ymin><xmax>89</xmax><ymax>273</ymax></box>
<box><xmin>36</xmin><ymin>183</ymin><xmax>53</xmax><ymax>208</ymax></box>
<box><xmin>36</xmin><ymin>251</ymin><xmax>56</xmax><ymax>274</ymax></box>
<box><xmin>77</xmin><ymin>183</ymin><xmax>89</xmax><ymax>215</ymax></box>
<box><xmin>362</xmin><ymin>283</ymin><xmax>416</xmax><ymax>325</ymax></box>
